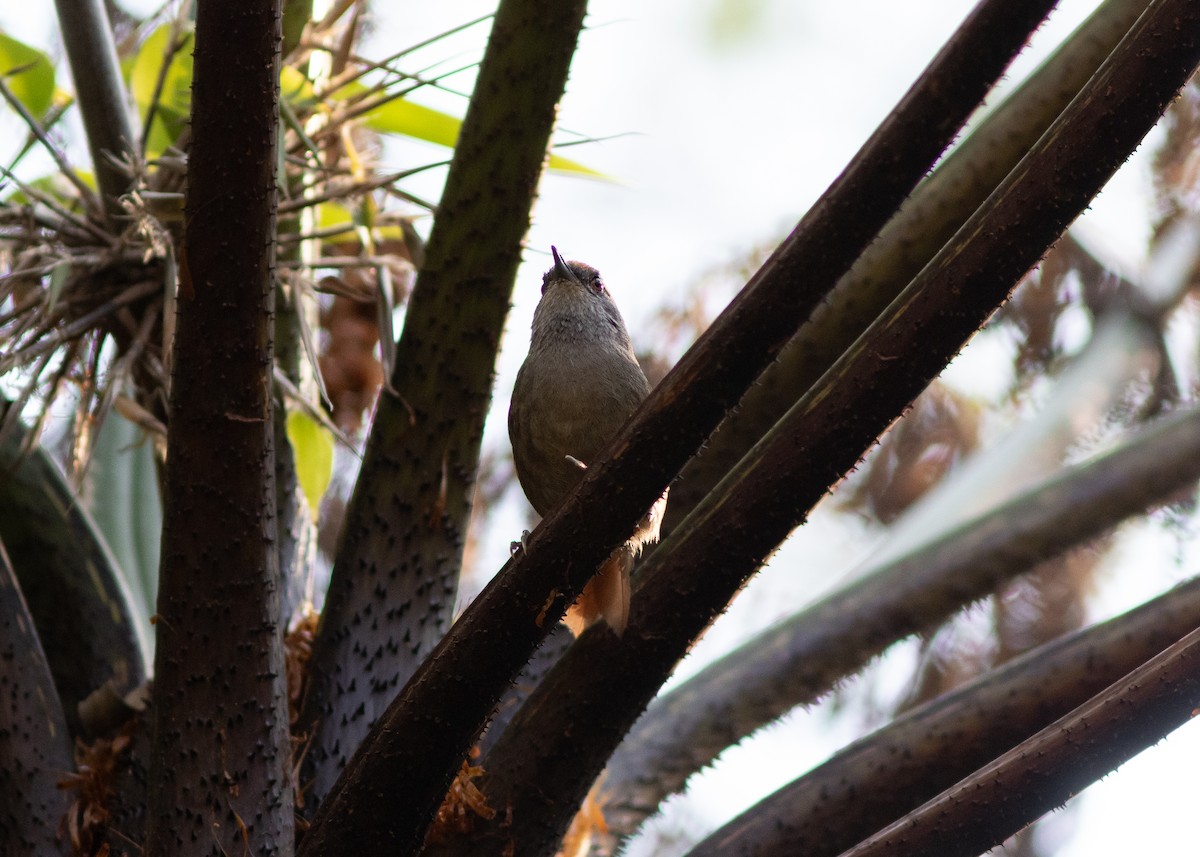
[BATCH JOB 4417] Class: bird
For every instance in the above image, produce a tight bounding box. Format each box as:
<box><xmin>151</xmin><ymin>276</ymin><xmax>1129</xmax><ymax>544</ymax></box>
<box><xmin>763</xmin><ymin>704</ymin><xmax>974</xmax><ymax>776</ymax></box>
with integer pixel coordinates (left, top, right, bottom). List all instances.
<box><xmin>508</xmin><ymin>247</ymin><xmax>667</xmax><ymax>636</ymax></box>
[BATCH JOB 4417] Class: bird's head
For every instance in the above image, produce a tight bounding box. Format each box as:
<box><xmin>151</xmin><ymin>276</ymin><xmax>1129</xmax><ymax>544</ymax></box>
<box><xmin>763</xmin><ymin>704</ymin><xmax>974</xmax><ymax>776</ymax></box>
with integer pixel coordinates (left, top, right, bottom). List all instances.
<box><xmin>542</xmin><ymin>245</ymin><xmax>608</xmax><ymax>297</ymax></box>
<box><xmin>531</xmin><ymin>246</ymin><xmax>631</xmax><ymax>347</ymax></box>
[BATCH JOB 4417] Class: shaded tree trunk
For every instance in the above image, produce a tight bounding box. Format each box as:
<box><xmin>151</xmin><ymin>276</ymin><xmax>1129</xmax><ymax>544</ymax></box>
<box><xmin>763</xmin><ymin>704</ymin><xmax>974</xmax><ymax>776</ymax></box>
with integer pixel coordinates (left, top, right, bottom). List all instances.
<box><xmin>145</xmin><ymin>1</ymin><xmax>292</xmax><ymax>854</ymax></box>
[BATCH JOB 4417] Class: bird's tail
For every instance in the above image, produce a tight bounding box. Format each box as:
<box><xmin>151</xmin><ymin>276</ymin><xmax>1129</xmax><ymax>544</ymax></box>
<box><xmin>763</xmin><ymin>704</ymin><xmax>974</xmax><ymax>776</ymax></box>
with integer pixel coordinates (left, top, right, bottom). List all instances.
<box><xmin>565</xmin><ymin>546</ymin><xmax>633</xmax><ymax>637</ymax></box>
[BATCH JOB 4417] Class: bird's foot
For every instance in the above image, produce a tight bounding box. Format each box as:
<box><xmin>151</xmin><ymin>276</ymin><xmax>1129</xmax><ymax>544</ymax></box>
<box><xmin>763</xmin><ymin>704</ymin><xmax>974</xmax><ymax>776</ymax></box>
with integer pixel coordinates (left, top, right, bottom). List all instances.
<box><xmin>510</xmin><ymin>529</ymin><xmax>532</xmax><ymax>556</ymax></box>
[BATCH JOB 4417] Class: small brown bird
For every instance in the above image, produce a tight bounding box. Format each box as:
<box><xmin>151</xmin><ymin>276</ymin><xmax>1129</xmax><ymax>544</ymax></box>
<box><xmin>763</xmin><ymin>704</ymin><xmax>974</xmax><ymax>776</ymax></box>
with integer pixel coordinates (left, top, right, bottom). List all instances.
<box><xmin>508</xmin><ymin>247</ymin><xmax>667</xmax><ymax>636</ymax></box>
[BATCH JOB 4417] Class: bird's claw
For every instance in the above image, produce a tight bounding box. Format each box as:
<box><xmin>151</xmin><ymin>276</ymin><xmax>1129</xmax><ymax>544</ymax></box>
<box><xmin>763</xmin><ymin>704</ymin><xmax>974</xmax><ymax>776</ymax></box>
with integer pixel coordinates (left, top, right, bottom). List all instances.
<box><xmin>510</xmin><ymin>529</ymin><xmax>532</xmax><ymax>556</ymax></box>
<box><xmin>565</xmin><ymin>455</ymin><xmax>587</xmax><ymax>470</ymax></box>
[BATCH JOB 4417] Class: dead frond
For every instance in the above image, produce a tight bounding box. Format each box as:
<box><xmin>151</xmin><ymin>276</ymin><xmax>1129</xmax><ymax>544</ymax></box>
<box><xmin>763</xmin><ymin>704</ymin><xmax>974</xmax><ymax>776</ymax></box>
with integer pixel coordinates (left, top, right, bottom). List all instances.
<box><xmin>58</xmin><ymin>721</ymin><xmax>136</xmax><ymax>856</ymax></box>
<box><xmin>423</xmin><ymin>746</ymin><xmax>496</xmax><ymax>845</ymax></box>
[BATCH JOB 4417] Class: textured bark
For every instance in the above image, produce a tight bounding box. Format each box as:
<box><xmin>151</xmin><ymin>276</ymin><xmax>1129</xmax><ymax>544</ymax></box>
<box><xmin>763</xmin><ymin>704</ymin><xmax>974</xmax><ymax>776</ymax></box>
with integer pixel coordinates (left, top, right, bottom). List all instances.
<box><xmin>686</xmin><ymin>571</ymin><xmax>1200</xmax><ymax>857</ymax></box>
<box><xmin>297</xmin><ymin>0</ymin><xmax>590</xmax><ymax>810</ymax></box>
<box><xmin>104</xmin><ymin>704</ymin><xmax>152</xmax><ymax>855</ymax></box>
<box><xmin>470</xmin><ymin>4</ymin><xmax>1200</xmax><ymax>853</ymax></box>
<box><xmin>842</xmin><ymin>614</ymin><xmax>1200</xmax><ymax>857</ymax></box>
<box><xmin>612</xmin><ymin>403</ymin><xmax>1200</xmax><ymax>851</ymax></box>
<box><xmin>299</xmin><ymin>1</ymin><xmax>1060</xmax><ymax>854</ymax></box>
<box><xmin>662</xmin><ymin>0</ymin><xmax>1152</xmax><ymax>533</ymax></box>
<box><xmin>145</xmin><ymin>1</ymin><xmax>292</xmax><ymax>855</ymax></box>
<box><xmin>0</xmin><ymin>540</ymin><xmax>73</xmax><ymax>856</ymax></box>
<box><xmin>0</xmin><ymin>411</ymin><xmax>148</xmax><ymax>734</ymax></box>
<box><xmin>477</xmin><ymin>624</ymin><xmax>574</xmax><ymax>757</ymax></box>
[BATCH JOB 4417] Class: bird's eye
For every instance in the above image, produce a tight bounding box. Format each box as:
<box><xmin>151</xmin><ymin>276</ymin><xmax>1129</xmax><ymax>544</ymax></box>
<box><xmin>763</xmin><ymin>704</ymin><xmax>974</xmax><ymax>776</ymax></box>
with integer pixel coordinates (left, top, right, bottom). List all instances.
<box><xmin>592</xmin><ymin>276</ymin><xmax>605</xmax><ymax>293</ymax></box>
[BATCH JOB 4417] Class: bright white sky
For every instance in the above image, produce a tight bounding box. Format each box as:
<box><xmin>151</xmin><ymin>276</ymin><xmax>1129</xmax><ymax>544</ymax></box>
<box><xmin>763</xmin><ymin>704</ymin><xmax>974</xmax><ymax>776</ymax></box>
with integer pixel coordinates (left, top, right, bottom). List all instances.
<box><xmin>4</xmin><ymin>1</ymin><xmax>1198</xmax><ymax>855</ymax></box>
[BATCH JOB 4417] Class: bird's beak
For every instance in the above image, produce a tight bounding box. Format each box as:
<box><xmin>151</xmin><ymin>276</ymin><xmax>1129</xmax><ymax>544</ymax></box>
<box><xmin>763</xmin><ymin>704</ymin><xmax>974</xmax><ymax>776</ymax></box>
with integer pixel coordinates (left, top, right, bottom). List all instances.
<box><xmin>551</xmin><ymin>245</ymin><xmax>580</xmax><ymax>284</ymax></box>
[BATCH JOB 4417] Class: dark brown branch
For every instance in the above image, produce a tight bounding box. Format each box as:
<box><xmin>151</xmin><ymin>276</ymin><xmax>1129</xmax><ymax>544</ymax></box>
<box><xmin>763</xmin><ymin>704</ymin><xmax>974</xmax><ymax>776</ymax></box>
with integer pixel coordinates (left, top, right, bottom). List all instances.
<box><xmin>145</xmin><ymin>1</ymin><xmax>291</xmax><ymax>855</ymax></box>
<box><xmin>478</xmin><ymin>625</ymin><xmax>575</xmax><ymax>758</ymax></box>
<box><xmin>299</xmin><ymin>0</ymin><xmax>1063</xmax><ymax>853</ymax></box>
<box><xmin>663</xmin><ymin>0</ymin><xmax>1152</xmax><ymax>532</ymax></box>
<box><xmin>841</xmin><ymin>603</ymin><xmax>1200</xmax><ymax>856</ymax></box>
<box><xmin>477</xmin><ymin>2</ymin><xmax>1145</xmax><ymax>753</ymax></box>
<box><xmin>470</xmin><ymin>4</ymin><xmax>1200</xmax><ymax>853</ymax></box>
<box><xmin>688</xmin><ymin>569</ymin><xmax>1200</xmax><ymax>857</ymax></box>
<box><xmin>597</xmin><ymin>306</ymin><xmax>1163</xmax><ymax>839</ymax></box>
<box><xmin>297</xmin><ymin>0</ymin><xmax>591</xmax><ymax>812</ymax></box>
<box><xmin>604</xmin><ymin>394</ymin><xmax>1200</xmax><ymax>845</ymax></box>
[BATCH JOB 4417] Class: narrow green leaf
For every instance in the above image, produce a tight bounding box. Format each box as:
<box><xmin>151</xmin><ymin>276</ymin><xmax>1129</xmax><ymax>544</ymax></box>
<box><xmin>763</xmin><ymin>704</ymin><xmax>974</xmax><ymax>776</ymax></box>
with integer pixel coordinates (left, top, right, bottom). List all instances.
<box><xmin>282</xmin><ymin>0</ymin><xmax>313</xmax><ymax>59</ymax></box>
<box><xmin>129</xmin><ymin>24</ymin><xmax>194</xmax><ymax>150</ymax></box>
<box><xmin>143</xmin><ymin>113</ymin><xmax>177</xmax><ymax>159</ymax></box>
<box><xmin>285</xmin><ymin>71</ymin><xmax>606</xmax><ymax>178</ymax></box>
<box><xmin>281</xmin><ymin>65</ymin><xmax>319</xmax><ymax>111</ymax></box>
<box><xmin>360</xmin><ymin>95</ymin><xmax>462</xmax><ymax>148</ymax></box>
<box><xmin>286</xmin><ymin>409</ymin><xmax>334</xmax><ymax>520</ymax></box>
<box><xmin>0</xmin><ymin>31</ymin><xmax>55</xmax><ymax>119</ymax></box>
<box><xmin>357</xmin><ymin>90</ymin><xmax>606</xmax><ymax>178</ymax></box>
<box><xmin>314</xmin><ymin>201</ymin><xmax>409</xmax><ymax>245</ymax></box>
<box><xmin>3</xmin><ymin>171</ymin><xmax>92</xmax><ymax>206</ymax></box>
<box><xmin>316</xmin><ymin>201</ymin><xmax>357</xmax><ymax>242</ymax></box>
<box><xmin>546</xmin><ymin>151</ymin><xmax>607</xmax><ymax>178</ymax></box>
